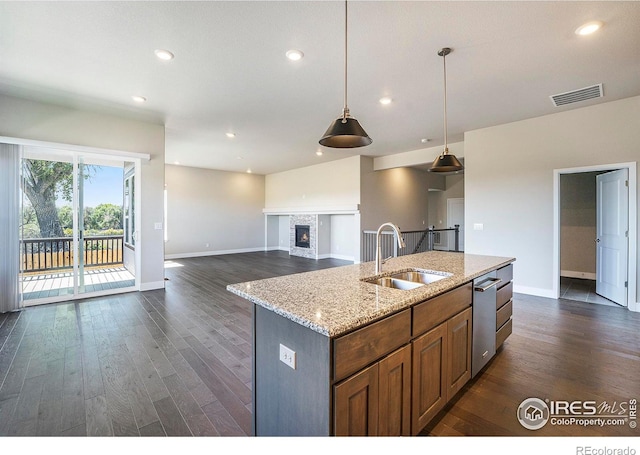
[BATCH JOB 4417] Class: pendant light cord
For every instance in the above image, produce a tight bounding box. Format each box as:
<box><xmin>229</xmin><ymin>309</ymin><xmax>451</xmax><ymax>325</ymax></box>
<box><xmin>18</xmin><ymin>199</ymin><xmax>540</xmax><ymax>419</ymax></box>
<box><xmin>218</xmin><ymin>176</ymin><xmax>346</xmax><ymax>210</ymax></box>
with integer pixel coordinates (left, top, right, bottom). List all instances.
<box><xmin>443</xmin><ymin>50</ymin><xmax>448</xmax><ymax>153</ymax></box>
<box><xmin>342</xmin><ymin>0</ymin><xmax>349</xmax><ymax>122</ymax></box>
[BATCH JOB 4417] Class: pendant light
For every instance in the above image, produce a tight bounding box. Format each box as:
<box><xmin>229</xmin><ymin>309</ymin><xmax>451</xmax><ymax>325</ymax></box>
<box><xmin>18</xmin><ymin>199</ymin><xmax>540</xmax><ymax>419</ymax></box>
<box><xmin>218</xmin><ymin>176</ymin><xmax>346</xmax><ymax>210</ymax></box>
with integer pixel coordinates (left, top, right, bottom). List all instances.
<box><xmin>319</xmin><ymin>0</ymin><xmax>372</xmax><ymax>148</ymax></box>
<box><xmin>428</xmin><ymin>47</ymin><xmax>463</xmax><ymax>172</ymax></box>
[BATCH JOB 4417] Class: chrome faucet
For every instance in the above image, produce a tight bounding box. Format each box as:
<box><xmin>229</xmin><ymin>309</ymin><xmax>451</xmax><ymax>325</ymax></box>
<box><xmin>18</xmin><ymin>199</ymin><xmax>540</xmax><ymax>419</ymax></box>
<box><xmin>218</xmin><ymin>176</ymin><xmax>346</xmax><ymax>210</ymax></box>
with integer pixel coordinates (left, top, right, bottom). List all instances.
<box><xmin>375</xmin><ymin>222</ymin><xmax>406</xmax><ymax>275</ymax></box>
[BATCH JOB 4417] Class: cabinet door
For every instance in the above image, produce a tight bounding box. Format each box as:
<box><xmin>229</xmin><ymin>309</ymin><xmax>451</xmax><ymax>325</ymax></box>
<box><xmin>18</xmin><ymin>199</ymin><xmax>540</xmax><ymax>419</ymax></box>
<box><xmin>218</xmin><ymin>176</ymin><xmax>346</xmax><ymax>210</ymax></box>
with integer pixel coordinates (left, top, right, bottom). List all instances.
<box><xmin>411</xmin><ymin>322</ymin><xmax>448</xmax><ymax>435</ymax></box>
<box><xmin>378</xmin><ymin>344</ymin><xmax>411</xmax><ymax>436</ymax></box>
<box><xmin>446</xmin><ymin>307</ymin><xmax>472</xmax><ymax>401</ymax></box>
<box><xmin>334</xmin><ymin>363</ymin><xmax>379</xmax><ymax>436</ymax></box>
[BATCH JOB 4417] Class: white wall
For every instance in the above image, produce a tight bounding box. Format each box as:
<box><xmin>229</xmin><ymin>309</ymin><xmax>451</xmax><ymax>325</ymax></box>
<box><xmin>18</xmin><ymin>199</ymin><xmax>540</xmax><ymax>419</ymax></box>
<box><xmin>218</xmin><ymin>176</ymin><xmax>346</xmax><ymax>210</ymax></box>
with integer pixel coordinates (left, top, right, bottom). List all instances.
<box><xmin>278</xmin><ymin>215</ymin><xmax>290</xmax><ymax>251</ymax></box>
<box><xmin>330</xmin><ymin>214</ymin><xmax>355</xmax><ymax>261</ymax></box>
<box><xmin>165</xmin><ymin>164</ymin><xmax>265</xmax><ymax>257</ymax></box>
<box><xmin>464</xmin><ymin>95</ymin><xmax>639</xmax><ymax>308</ymax></box>
<box><xmin>265</xmin><ymin>155</ymin><xmax>360</xmax><ymax>209</ymax></box>
<box><xmin>0</xmin><ymin>93</ymin><xmax>165</xmax><ymax>290</ymax></box>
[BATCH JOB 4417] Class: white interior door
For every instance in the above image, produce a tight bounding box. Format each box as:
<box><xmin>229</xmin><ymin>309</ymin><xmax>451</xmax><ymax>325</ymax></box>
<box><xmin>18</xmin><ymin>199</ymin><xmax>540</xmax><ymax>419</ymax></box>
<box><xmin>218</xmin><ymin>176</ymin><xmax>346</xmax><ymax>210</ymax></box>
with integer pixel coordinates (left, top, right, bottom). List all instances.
<box><xmin>447</xmin><ymin>198</ymin><xmax>464</xmax><ymax>252</ymax></box>
<box><xmin>596</xmin><ymin>169</ymin><xmax>628</xmax><ymax>306</ymax></box>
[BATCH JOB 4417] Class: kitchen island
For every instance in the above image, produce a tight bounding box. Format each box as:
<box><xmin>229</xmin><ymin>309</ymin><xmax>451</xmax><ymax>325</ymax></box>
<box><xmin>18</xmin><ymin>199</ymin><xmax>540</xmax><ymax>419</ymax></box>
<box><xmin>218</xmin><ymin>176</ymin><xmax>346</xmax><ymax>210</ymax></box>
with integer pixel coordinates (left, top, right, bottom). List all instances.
<box><xmin>227</xmin><ymin>251</ymin><xmax>515</xmax><ymax>436</ymax></box>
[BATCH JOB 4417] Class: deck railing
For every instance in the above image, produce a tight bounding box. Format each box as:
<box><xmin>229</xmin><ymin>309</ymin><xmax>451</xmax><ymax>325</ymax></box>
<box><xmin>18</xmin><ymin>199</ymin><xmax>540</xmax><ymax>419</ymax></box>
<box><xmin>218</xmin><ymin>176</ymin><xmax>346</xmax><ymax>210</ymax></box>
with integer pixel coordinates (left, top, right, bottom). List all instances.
<box><xmin>20</xmin><ymin>235</ymin><xmax>124</xmax><ymax>273</ymax></box>
<box><xmin>361</xmin><ymin>226</ymin><xmax>460</xmax><ymax>262</ymax></box>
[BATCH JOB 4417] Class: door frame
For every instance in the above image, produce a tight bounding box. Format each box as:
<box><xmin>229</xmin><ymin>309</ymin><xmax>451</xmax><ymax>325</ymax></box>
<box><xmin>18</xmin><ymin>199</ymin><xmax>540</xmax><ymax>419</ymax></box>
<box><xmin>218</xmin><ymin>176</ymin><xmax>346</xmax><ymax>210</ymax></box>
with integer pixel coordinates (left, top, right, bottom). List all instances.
<box><xmin>553</xmin><ymin>162</ymin><xmax>637</xmax><ymax>312</ymax></box>
<box><xmin>2</xmin><ymin>135</ymin><xmax>149</xmax><ymax>306</ymax></box>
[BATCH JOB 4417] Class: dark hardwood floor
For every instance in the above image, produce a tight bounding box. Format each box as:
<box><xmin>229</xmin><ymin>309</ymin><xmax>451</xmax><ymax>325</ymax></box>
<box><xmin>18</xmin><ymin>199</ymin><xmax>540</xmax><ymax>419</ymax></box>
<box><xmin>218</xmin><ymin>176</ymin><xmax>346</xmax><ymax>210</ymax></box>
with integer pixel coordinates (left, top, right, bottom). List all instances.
<box><xmin>1</xmin><ymin>251</ymin><xmax>639</xmax><ymax>439</ymax></box>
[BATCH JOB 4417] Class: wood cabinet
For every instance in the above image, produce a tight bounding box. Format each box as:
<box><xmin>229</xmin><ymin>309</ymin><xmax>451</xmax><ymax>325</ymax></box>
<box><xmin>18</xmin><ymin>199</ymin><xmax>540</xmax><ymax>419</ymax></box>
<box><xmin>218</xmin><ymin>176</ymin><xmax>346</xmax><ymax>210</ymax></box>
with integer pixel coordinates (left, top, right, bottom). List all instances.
<box><xmin>334</xmin><ymin>344</ymin><xmax>411</xmax><ymax>436</ymax></box>
<box><xmin>411</xmin><ymin>321</ymin><xmax>447</xmax><ymax>434</ymax></box>
<box><xmin>333</xmin><ymin>283</ymin><xmax>474</xmax><ymax>436</ymax></box>
<box><xmin>495</xmin><ymin>264</ymin><xmax>514</xmax><ymax>348</ymax></box>
<box><xmin>411</xmin><ymin>306</ymin><xmax>471</xmax><ymax>435</ymax></box>
<box><xmin>446</xmin><ymin>307</ymin><xmax>472</xmax><ymax>401</ymax></box>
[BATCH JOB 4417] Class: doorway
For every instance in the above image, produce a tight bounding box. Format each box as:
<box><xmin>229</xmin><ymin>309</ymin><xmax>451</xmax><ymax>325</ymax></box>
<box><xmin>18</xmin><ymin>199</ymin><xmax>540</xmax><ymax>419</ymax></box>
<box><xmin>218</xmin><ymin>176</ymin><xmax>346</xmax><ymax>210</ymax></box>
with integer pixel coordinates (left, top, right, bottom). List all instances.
<box><xmin>447</xmin><ymin>197</ymin><xmax>464</xmax><ymax>252</ymax></box>
<box><xmin>554</xmin><ymin>163</ymin><xmax>637</xmax><ymax>310</ymax></box>
<box><xmin>19</xmin><ymin>146</ymin><xmax>139</xmax><ymax>305</ymax></box>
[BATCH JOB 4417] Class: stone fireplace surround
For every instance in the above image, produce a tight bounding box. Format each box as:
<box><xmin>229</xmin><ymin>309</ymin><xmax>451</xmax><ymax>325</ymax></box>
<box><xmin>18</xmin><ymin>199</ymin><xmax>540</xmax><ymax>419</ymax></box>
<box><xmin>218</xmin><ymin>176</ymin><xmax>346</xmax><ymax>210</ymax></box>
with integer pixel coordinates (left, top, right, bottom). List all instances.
<box><xmin>263</xmin><ymin>205</ymin><xmax>360</xmax><ymax>262</ymax></box>
<box><xmin>289</xmin><ymin>214</ymin><xmax>318</xmax><ymax>259</ymax></box>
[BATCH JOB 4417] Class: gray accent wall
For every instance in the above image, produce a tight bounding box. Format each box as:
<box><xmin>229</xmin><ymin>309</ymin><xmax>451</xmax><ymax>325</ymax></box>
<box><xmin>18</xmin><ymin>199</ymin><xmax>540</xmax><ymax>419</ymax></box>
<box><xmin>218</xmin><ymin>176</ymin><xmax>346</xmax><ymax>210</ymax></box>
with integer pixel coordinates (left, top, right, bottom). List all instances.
<box><xmin>360</xmin><ymin>155</ymin><xmax>430</xmax><ymax>232</ymax></box>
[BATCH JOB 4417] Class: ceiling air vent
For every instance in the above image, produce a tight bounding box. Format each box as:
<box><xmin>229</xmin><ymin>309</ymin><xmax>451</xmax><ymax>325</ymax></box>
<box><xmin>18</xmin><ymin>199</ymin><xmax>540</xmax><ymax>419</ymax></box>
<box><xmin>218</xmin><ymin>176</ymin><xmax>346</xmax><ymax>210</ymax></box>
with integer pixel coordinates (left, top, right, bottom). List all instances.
<box><xmin>550</xmin><ymin>84</ymin><xmax>603</xmax><ymax>107</ymax></box>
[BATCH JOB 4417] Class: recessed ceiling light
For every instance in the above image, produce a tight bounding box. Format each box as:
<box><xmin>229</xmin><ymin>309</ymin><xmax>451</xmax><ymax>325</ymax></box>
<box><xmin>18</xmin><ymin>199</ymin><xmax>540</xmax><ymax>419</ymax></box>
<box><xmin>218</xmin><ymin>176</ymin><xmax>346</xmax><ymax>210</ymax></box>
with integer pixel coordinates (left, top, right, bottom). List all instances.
<box><xmin>154</xmin><ymin>49</ymin><xmax>175</xmax><ymax>61</ymax></box>
<box><xmin>575</xmin><ymin>21</ymin><xmax>603</xmax><ymax>36</ymax></box>
<box><xmin>226</xmin><ymin>132</ymin><xmax>236</xmax><ymax>138</ymax></box>
<box><xmin>237</xmin><ymin>156</ymin><xmax>244</xmax><ymax>160</ymax></box>
<box><xmin>286</xmin><ymin>49</ymin><xmax>304</xmax><ymax>61</ymax></box>
<box><xmin>316</xmin><ymin>150</ymin><xmax>323</xmax><ymax>156</ymax></box>
<box><xmin>246</xmin><ymin>168</ymin><xmax>252</xmax><ymax>174</ymax></box>
<box><xmin>174</xmin><ymin>161</ymin><xmax>180</xmax><ymax>165</ymax></box>
<box><xmin>379</xmin><ymin>97</ymin><xmax>392</xmax><ymax>105</ymax></box>
<box><xmin>421</xmin><ymin>138</ymin><xmax>430</xmax><ymax>143</ymax></box>
<box><xmin>132</xmin><ymin>95</ymin><xmax>146</xmax><ymax>103</ymax></box>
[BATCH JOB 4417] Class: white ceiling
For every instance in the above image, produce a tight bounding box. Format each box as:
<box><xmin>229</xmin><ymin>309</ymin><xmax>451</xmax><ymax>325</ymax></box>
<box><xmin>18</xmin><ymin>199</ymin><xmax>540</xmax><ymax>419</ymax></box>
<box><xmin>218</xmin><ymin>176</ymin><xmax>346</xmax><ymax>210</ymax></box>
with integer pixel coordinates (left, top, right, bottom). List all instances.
<box><xmin>1</xmin><ymin>1</ymin><xmax>639</xmax><ymax>175</ymax></box>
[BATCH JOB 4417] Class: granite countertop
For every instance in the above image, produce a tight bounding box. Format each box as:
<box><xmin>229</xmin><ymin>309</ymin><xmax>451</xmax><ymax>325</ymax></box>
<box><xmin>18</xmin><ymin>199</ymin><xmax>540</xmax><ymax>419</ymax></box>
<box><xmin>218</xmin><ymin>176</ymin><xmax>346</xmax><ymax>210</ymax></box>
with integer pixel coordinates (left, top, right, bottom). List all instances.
<box><xmin>226</xmin><ymin>251</ymin><xmax>515</xmax><ymax>338</ymax></box>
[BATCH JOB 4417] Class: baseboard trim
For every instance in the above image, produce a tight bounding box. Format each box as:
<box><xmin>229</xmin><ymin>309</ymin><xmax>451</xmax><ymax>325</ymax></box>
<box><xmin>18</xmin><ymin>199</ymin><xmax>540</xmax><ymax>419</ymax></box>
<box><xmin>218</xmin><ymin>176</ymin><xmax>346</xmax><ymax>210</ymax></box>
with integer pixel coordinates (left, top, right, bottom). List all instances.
<box><xmin>165</xmin><ymin>247</ymin><xmax>265</xmax><ymax>259</ymax></box>
<box><xmin>265</xmin><ymin>246</ymin><xmax>290</xmax><ymax>252</ymax></box>
<box><xmin>329</xmin><ymin>254</ymin><xmax>355</xmax><ymax>262</ymax></box>
<box><xmin>513</xmin><ymin>284</ymin><xmax>556</xmax><ymax>299</ymax></box>
<box><xmin>140</xmin><ymin>281</ymin><xmax>165</xmax><ymax>291</ymax></box>
<box><xmin>561</xmin><ymin>270</ymin><xmax>597</xmax><ymax>280</ymax></box>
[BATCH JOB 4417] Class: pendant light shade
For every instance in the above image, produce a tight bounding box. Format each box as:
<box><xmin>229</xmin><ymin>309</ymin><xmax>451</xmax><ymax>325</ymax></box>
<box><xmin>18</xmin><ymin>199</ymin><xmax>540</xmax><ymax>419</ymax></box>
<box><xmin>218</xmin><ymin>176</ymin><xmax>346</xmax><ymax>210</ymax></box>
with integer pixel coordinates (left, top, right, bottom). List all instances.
<box><xmin>319</xmin><ymin>113</ymin><xmax>372</xmax><ymax>148</ymax></box>
<box><xmin>319</xmin><ymin>0</ymin><xmax>372</xmax><ymax>148</ymax></box>
<box><xmin>429</xmin><ymin>47</ymin><xmax>463</xmax><ymax>173</ymax></box>
<box><xmin>429</xmin><ymin>151</ymin><xmax>463</xmax><ymax>172</ymax></box>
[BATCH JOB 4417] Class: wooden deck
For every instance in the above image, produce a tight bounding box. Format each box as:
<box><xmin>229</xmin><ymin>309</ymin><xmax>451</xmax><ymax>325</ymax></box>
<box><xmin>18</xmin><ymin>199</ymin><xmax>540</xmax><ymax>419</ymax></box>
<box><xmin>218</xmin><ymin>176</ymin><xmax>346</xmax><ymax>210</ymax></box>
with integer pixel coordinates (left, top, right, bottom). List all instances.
<box><xmin>21</xmin><ymin>267</ymin><xmax>135</xmax><ymax>300</ymax></box>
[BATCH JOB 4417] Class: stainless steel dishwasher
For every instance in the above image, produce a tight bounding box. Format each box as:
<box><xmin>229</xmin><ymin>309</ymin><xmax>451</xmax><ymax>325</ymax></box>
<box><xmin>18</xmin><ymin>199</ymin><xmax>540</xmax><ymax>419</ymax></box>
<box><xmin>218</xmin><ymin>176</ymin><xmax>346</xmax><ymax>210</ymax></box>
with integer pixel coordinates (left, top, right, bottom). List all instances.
<box><xmin>472</xmin><ymin>271</ymin><xmax>502</xmax><ymax>377</ymax></box>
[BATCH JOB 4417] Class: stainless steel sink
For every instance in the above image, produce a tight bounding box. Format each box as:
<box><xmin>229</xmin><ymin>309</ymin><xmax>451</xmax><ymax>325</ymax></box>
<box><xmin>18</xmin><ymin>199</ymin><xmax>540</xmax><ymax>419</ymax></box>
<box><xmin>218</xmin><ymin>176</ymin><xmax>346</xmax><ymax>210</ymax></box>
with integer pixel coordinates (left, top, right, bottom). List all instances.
<box><xmin>363</xmin><ymin>269</ymin><xmax>451</xmax><ymax>290</ymax></box>
<box><xmin>388</xmin><ymin>269</ymin><xmax>451</xmax><ymax>284</ymax></box>
<box><xmin>365</xmin><ymin>277</ymin><xmax>425</xmax><ymax>290</ymax></box>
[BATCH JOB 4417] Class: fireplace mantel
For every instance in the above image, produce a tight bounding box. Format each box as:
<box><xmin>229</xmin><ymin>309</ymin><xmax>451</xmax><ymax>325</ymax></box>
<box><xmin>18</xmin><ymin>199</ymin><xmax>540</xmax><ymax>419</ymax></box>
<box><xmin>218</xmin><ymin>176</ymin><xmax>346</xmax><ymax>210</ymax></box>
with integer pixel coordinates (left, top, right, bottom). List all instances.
<box><xmin>263</xmin><ymin>205</ymin><xmax>359</xmax><ymax>216</ymax></box>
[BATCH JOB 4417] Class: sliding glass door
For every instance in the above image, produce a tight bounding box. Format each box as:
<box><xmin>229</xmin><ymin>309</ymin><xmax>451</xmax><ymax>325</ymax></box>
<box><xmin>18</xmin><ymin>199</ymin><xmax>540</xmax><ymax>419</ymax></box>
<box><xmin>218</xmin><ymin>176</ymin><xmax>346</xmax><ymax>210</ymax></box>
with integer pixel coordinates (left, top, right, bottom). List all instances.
<box><xmin>20</xmin><ymin>147</ymin><xmax>138</xmax><ymax>305</ymax></box>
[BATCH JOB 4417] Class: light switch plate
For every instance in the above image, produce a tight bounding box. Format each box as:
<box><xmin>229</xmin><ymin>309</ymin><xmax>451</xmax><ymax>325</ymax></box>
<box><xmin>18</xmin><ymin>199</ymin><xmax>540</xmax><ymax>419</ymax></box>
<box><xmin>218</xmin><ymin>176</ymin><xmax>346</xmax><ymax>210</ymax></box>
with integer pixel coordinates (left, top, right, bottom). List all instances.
<box><xmin>473</xmin><ymin>223</ymin><xmax>484</xmax><ymax>231</ymax></box>
<box><xmin>154</xmin><ymin>222</ymin><xmax>163</xmax><ymax>230</ymax></box>
<box><xmin>279</xmin><ymin>344</ymin><xmax>296</xmax><ymax>370</ymax></box>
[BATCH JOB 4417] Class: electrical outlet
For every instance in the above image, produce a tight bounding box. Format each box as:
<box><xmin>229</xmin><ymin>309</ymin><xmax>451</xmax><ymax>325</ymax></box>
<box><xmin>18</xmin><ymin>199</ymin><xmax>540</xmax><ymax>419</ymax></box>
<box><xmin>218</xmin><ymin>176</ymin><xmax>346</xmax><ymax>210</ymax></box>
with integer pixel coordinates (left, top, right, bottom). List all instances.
<box><xmin>279</xmin><ymin>344</ymin><xmax>296</xmax><ymax>370</ymax></box>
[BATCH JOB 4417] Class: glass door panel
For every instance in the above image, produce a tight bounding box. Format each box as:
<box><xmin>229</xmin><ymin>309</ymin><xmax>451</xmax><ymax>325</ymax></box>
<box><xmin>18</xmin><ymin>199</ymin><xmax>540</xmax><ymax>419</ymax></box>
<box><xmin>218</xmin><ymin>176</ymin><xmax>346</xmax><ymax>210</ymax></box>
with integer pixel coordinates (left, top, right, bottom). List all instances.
<box><xmin>77</xmin><ymin>155</ymin><xmax>135</xmax><ymax>296</ymax></box>
<box><xmin>20</xmin><ymin>147</ymin><xmax>136</xmax><ymax>305</ymax></box>
<box><xmin>20</xmin><ymin>150</ymin><xmax>75</xmax><ymax>302</ymax></box>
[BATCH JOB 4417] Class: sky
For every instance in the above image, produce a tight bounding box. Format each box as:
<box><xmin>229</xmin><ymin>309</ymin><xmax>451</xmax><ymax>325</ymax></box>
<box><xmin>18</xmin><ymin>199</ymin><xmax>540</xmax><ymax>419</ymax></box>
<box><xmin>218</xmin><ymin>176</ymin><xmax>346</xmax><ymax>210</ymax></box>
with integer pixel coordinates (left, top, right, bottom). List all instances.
<box><xmin>56</xmin><ymin>165</ymin><xmax>124</xmax><ymax>208</ymax></box>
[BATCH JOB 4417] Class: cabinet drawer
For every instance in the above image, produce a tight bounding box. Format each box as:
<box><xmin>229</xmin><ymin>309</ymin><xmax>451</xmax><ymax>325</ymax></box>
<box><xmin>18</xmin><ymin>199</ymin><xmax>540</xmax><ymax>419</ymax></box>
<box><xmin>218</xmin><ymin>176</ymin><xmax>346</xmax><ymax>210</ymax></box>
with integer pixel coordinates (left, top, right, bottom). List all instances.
<box><xmin>412</xmin><ymin>283</ymin><xmax>472</xmax><ymax>336</ymax></box>
<box><xmin>496</xmin><ymin>264</ymin><xmax>513</xmax><ymax>288</ymax></box>
<box><xmin>333</xmin><ymin>309</ymin><xmax>411</xmax><ymax>382</ymax></box>
<box><xmin>496</xmin><ymin>281</ymin><xmax>513</xmax><ymax>310</ymax></box>
<box><xmin>496</xmin><ymin>317</ymin><xmax>512</xmax><ymax>348</ymax></box>
<box><xmin>496</xmin><ymin>299</ymin><xmax>512</xmax><ymax>329</ymax></box>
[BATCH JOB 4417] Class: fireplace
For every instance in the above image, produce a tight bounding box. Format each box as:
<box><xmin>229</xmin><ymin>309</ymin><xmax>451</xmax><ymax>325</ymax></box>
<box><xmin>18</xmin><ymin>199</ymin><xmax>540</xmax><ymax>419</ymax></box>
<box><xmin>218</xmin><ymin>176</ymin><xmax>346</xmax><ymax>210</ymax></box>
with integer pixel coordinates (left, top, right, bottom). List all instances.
<box><xmin>295</xmin><ymin>225</ymin><xmax>310</xmax><ymax>248</ymax></box>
